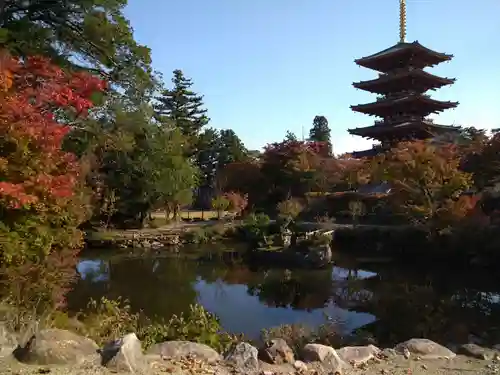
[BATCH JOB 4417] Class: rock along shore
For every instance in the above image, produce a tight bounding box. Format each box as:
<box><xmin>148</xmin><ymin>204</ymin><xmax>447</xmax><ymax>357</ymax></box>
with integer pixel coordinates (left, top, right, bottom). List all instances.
<box><xmin>1</xmin><ymin>325</ymin><xmax>500</xmax><ymax>375</ymax></box>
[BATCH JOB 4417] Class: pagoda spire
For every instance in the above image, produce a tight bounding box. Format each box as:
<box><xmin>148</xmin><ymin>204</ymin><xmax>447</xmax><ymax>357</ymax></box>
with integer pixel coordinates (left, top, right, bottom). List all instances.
<box><xmin>399</xmin><ymin>0</ymin><xmax>406</xmax><ymax>43</ymax></box>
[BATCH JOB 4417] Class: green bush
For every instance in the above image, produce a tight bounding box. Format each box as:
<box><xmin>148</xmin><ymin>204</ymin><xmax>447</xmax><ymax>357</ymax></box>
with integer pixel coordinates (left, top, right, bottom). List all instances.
<box><xmin>181</xmin><ymin>227</ymin><xmax>209</xmax><ymax>244</ymax></box>
<box><xmin>240</xmin><ymin>213</ymin><xmax>271</xmax><ymax>245</ymax></box>
<box><xmin>140</xmin><ymin>304</ymin><xmax>239</xmax><ymax>352</ymax></box>
<box><xmin>52</xmin><ymin>297</ymin><xmax>239</xmax><ymax>352</ymax></box>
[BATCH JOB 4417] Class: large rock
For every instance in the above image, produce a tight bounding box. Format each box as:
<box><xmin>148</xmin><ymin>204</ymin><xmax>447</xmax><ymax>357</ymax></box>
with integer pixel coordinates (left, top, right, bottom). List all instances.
<box><xmin>259</xmin><ymin>338</ymin><xmax>294</xmax><ymax>364</ymax></box>
<box><xmin>337</xmin><ymin>345</ymin><xmax>381</xmax><ymax>366</ymax></box>
<box><xmin>225</xmin><ymin>342</ymin><xmax>259</xmax><ymax>372</ymax></box>
<box><xmin>15</xmin><ymin>328</ymin><xmax>98</xmax><ymax>365</ymax></box>
<box><xmin>395</xmin><ymin>338</ymin><xmax>456</xmax><ymax>360</ymax></box>
<box><xmin>306</xmin><ymin>244</ymin><xmax>332</xmax><ymax>267</ymax></box>
<box><xmin>458</xmin><ymin>343</ymin><xmax>496</xmax><ymax>360</ymax></box>
<box><xmin>147</xmin><ymin>340</ymin><xmax>220</xmax><ymax>364</ymax></box>
<box><xmin>101</xmin><ymin>333</ymin><xmax>149</xmax><ymax>374</ymax></box>
<box><xmin>0</xmin><ymin>323</ymin><xmax>17</xmax><ymax>358</ymax></box>
<box><xmin>302</xmin><ymin>343</ymin><xmax>345</xmax><ymax>373</ymax></box>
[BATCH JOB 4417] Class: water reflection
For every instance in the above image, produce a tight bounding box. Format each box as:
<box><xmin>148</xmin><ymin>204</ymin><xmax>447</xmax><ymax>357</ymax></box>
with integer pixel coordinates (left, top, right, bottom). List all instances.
<box><xmin>69</xmin><ymin>249</ymin><xmax>500</xmax><ymax>346</ymax></box>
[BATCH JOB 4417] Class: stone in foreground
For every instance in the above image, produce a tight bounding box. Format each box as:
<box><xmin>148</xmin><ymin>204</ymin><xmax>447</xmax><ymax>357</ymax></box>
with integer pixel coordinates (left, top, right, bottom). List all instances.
<box><xmin>147</xmin><ymin>340</ymin><xmax>220</xmax><ymax>364</ymax></box>
<box><xmin>101</xmin><ymin>333</ymin><xmax>149</xmax><ymax>373</ymax></box>
<box><xmin>259</xmin><ymin>338</ymin><xmax>294</xmax><ymax>364</ymax></box>
<box><xmin>302</xmin><ymin>343</ymin><xmax>345</xmax><ymax>374</ymax></box>
<box><xmin>395</xmin><ymin>338</ymin><xmax>456</xmax><ymax>360</ymax></box>
<box><xmin>15</xmin><ymin>328</ymin><xmax>98</xmax><ymax>365</ymax></box>
<box><xmin>225</xmin><ymin>342</ymin><xmax>259</xmax><ymax>372</ymax></box>
<box><xmin>458</xmin><ymin>343</ymin><xmax>496</xmax><ymax>360</ymax></box>
<box><xmin>337</xmin><ymin>344</ymin><xmax>381</xmax><ymax>366</ymax></box>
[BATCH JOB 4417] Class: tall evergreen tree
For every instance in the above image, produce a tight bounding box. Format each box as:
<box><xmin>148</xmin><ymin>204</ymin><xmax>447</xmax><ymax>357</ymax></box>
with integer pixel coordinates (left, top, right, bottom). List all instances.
<box><xmin>196</xmin><ymin>128</ymin><xmax>222</xmax><ymax>188</ymax></box>
<box><xmin>308</xmin><ymin>115</ymin><xmax>332</xmax><ymax>155</ymax></box>
<box><xmin>154</xmin><ymin>69</ymin><xmax>209</xmax><ymax>151</ymax></box>
<box><xmin>218</xmin><ymin>129</ymin><xmax>248</xmax><ymax>168</ymax></box>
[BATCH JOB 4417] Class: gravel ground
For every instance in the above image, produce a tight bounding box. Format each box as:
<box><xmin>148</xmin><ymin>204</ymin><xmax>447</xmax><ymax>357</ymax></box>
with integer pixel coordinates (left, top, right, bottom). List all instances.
<box><xmin>0</xmin><ymin>354</ymin><xmax>496</xmax><ymax>375</ymax></box>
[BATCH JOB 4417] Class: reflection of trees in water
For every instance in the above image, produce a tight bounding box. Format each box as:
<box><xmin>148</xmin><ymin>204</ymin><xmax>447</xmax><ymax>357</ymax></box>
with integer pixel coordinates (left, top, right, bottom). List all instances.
<box><xmin>68</xmin><ymin>256</ymin><xmax>199</xmax><ymax>320</ymax></box>
<box><xmin>329</xmin><ymin>267</ymin><xmax>500</xmax><ymax>347</ymax></box>
<box><xmin>69</xmin><ymin>252</ymin><xmax>500</xmax><ymax>347</ymax></box>
<box><xmin>245</xmin><ymin>269</ymin><xmax>334</xmax><ymax>310</ymax></box>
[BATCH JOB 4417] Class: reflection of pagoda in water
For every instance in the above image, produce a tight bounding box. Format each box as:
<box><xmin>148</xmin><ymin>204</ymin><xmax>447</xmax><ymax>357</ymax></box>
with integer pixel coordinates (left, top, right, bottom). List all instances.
<box><xmin>349</xmin><ymin>0</ymin><xmax>460</xmax><ymax>158</ymax></box>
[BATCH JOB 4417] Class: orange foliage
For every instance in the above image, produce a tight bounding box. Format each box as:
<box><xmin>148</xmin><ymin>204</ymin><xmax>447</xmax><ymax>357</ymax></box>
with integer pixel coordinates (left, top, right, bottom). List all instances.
<box><xmin>371</xmin><ymin>141</ymin><xmax>474</xmax><ymax>227</ymax></box>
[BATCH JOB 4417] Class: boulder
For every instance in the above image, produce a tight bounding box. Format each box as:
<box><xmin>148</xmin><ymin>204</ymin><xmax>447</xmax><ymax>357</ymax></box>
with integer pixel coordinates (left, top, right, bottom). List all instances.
<box><xmin>259</xmin><ymin>338</ymin><xmax>294</xmax><ymax>364</ymax></box>
<box><xmin>458</xmin><ymin>343</ymin><xmax>496</xmax><ymax>360</ymax></box>
<box><xmin>293</xmin><ymin>360</ymin><xmax>308</xmax><ymax>372</ymax></box>
<box><xmin>306</xmin><ymin>244</ymin><xmax>332</xmax><ymax>267</ymax></box>
<box><xmin>381</xmin><ymin>348</ymin><xmax>398</xmax><ymax>359</ymax></box>
<box><xmin>225</xmin><ymin>342</ymin><xmax>259</xmax><ymax>372</ymax></box>
<box><xmin>101</xmin><ymin>333</ymin><xmax>149</xmax><ymax>374</ymax></box>
<box><xmin>147</xmin><ymin>340</ymin><xmax>220</xmax><ymax>364</ymax></box>
<box><xmin>15</xmin><ymin>328</ymin><xmax>98</xmax><ymax>365</ymax></box>
<box><xmin>302</xmin><ymin>343</ymin><xmax>345</xmax><ymax>374</ymax></box>
<box><xmin>395</xmin><ymin>338</ymin><xmax>456</xmax><ymax>360</ymax></box>
<box><xmin>0</xmin><ymin>323</ymin><xmax>17</xmax><ymax>358</ymax></box>
<box><xmin>337</xmin><ymin>345</ymin><xmax>381</xmax><ymax>366</ymax></box>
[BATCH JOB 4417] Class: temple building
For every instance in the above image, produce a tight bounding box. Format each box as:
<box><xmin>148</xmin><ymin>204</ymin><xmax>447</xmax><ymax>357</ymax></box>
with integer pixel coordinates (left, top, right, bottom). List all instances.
<box><xmin>348</xmin><ymin>0</ymin><xmax>460</xmax><ymax>158</ymax></box>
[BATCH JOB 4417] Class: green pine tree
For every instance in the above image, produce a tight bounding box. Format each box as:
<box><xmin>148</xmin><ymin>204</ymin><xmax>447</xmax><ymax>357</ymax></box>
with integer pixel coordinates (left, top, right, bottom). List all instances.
<box><xmin>308</xmin><ymin>115</ymin><xmax>332</xmax><ymax>155</ymax></box>
<box><xmin>218</xmin><ymin>129</ymin><xmax>248</xmax><ymax>167</ymax></box>
<box><xmin>154</xmin><ymin>69</ymin><xmax>209</xmax><ymax>152</ymax></box>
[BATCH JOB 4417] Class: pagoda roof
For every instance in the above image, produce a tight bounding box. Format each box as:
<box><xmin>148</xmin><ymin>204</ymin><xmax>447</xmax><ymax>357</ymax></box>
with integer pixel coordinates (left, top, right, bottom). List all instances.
<box><xmin>348</xmin><ymin>120</ymin><xmax>461</xmax><ymax>141</ymax></box>
<box><xmin>351</xmin><ymin>94</ymin><xmax>459</xmax><ymax>118</ymax></box>
<box><xmin>355</xmin><ymin>41</ymin><xmax>453</xmax><ymax>73</ymax></box>
<box><xmin>353</xmin><ymin>69</ymin><xmax>456</xmax><ymax>95</ymax></box>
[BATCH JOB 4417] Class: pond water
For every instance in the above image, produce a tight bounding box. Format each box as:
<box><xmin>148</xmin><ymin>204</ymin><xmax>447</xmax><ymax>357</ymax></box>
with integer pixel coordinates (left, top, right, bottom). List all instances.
<box><xmin>69</xmin><ymin>245</ymin><xmax>500</xmax><ymax>347</ymax></box>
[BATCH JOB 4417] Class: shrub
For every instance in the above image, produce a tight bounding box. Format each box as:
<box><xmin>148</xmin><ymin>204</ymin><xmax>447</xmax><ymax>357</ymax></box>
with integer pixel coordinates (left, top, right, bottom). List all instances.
<box><xmin>223</xmin><ymin>191</ymin><xmax>249</xmax><ymax>216</ymax></box>
<box><xmin>182</xmin><ymin>227</ymin><xmax>209</xmax><ymax>244</ymax></box>
<box><xmin>53</xmin><ymin>298</ymin><xmax>239</xmax><ymax>352</ymax></box>
<box><xmin>277</xmin><ymin>199</ymin><xmax>303</xmax><ymax>220</ymax></box>
<box><xmin>240</xmin><ymin>213</ymin><xmax>271</xmax><ymax>246</ymax></box>
<box><xmin>211</xmin><ymin>196</ymin><xmax>230</xmax><ymax>219</ymax></box>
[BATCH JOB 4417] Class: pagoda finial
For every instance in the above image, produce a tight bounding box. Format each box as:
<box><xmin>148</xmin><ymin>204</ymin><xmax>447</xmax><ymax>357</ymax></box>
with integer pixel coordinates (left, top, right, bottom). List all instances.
<box><xmin>399</xmin><ymin>0</ymin><xmax>407</xmax><ymax>43</ymax></box>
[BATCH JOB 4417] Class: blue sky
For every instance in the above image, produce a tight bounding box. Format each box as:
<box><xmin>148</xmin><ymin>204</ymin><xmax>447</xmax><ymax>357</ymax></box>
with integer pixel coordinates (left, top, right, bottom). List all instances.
<box><xmin>125</xmin><ymin>0</ymin><xmax>500</xmax><ymax>154</ymax></box>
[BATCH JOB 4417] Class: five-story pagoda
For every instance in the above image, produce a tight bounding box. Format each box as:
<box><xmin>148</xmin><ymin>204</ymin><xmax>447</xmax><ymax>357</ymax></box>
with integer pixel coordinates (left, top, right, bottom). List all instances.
<box><xmin>348</xmin><ymin>0</ymin><xmax>460</xmax><ymax>158</ymax></box>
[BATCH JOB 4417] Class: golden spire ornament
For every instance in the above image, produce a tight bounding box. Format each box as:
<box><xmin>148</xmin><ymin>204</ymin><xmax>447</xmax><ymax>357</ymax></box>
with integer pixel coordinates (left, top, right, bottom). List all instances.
<box><xmin>399</xmin><ymin>0</ymin><xmax>407</xmax><ymax>43</ymax></box>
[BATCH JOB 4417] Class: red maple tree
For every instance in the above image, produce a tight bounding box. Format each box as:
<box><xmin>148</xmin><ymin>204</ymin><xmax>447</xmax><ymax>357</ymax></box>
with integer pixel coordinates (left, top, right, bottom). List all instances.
<box><xmin>0</xmin><ymin>51</ymin><xmax>105</xmax><ymax>310</ymax></box>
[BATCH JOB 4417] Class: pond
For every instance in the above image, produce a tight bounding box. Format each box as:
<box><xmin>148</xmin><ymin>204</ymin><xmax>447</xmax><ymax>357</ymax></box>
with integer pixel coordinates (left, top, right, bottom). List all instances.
<box><xmin>68</xmin><ymin>244</ymin><xmax>500</xmax><ymax>347</ymax></box>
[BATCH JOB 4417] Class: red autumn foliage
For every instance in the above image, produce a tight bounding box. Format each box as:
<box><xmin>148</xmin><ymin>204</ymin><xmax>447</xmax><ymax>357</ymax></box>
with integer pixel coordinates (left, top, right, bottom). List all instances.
<box><xmin>222</xmin><ymin>191</ymin><xmax>248</xmax><ymax>215</ymax></box>
<box><xmin>0</xmin><ymin>51</ymin><xmax>105</xmax><ymax>311</ymax></box>
<box><xmin>260</xmin><ymin>140</ymin><xmax>327</xmax><ymax>201</ymax></box>
<box><xmin>0</xmin><ymin>52</ymin><xmax>105</xmax><ymax>213</ymax></box>
<box><xmin>217</xmin><ymin>161</ymin><xmax>263</xmax><ymax>206</ymax></box>
<box><xmin>262</xmin><ymin>140</ymin><xmax>325</xmax><ymax>171</ymax></box>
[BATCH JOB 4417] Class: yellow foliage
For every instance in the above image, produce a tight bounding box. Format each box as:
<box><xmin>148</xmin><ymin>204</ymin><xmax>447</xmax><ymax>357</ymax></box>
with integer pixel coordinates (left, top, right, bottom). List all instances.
<box><xmin>0</xmin><ymin>69</ymin><xmax>12</xmax><ymax>91</ymax></box>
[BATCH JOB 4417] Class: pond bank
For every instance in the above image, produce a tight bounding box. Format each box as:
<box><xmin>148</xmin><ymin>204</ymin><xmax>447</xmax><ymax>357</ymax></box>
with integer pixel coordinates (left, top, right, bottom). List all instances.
<box><xmin>1</xmin><ymin>328</ymin><xmax>498</xmax><ymax>375</ymax></box>
<box><xmin>332</xmin><ymin>224</ymin><xmax>500</xmax><ymax>268</ymax></box>
<box><xmin>83</xmin><ymin>220</ymin><xmax>238</xmax><ymax>250</ymax></box>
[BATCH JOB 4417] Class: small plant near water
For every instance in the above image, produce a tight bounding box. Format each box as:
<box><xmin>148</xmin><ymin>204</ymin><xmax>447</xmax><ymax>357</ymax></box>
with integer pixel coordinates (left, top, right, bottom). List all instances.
<box><xmin>182</xmin><ymin>227</ymin><xmax>210</xmax><ymax>244</ymax></box>
<box><xmin>140</xmin><ymin>304</ymin><xmax>240</xmax><ymax>352</ymax></box>
<box><xmin>297</xmin><ymin>232</ymin><xmax>331</xmax><ymax>252</ymax></box>
<box><xmin>181</xmin><ymin>224</ymin><xmax>229</xmax><ymax>244</ymax></box>
<box><xmin>240</xmin><ymin>213</ymin><xmax>271</xmax><ymax>246</ymax></box>
<box><xmin>51</xmin><ymin>297</ymin><xmax>239</xmax><ymax>352</ymax></box>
